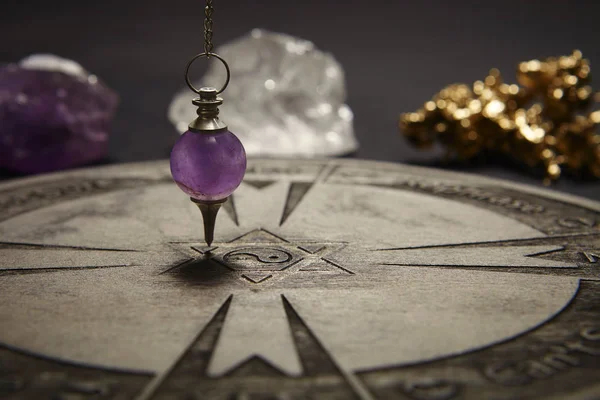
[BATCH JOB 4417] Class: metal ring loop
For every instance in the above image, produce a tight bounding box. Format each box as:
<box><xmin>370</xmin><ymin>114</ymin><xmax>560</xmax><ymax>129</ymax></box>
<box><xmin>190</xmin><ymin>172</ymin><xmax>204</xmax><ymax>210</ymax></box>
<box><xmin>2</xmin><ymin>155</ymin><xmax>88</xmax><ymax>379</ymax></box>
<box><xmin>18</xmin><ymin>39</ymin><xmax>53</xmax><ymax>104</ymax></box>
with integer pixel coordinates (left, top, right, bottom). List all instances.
<box><xmin>184</xmin><ymin>52</ymin><xmax>230</xmax><ymax>95</ymax></box>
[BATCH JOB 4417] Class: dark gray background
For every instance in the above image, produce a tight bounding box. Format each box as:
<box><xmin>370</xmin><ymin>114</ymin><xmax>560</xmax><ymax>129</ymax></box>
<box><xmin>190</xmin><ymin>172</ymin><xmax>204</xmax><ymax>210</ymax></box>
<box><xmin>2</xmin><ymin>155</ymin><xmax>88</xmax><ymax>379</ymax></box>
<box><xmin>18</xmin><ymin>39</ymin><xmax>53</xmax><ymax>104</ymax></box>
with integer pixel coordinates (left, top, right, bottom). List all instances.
<box><xmin>1</xmin><ymin>0</ymin><xmax>599</xmax><ymax>200</ymax></box>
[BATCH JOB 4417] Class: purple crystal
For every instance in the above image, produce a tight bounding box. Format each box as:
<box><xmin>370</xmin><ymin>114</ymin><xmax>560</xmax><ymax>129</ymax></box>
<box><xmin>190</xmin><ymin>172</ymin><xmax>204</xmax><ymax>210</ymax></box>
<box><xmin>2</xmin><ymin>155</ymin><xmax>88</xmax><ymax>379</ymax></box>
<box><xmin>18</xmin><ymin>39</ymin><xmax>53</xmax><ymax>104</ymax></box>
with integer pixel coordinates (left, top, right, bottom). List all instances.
<box><xmin>0</xmin><ymin>55</ymin><xmax>118</xmax><ymax>174</ymax></box>
<box><xmin>170</xmin><ymin>130</ymin><xmax>247</xmax><ymax>201</ymax></box>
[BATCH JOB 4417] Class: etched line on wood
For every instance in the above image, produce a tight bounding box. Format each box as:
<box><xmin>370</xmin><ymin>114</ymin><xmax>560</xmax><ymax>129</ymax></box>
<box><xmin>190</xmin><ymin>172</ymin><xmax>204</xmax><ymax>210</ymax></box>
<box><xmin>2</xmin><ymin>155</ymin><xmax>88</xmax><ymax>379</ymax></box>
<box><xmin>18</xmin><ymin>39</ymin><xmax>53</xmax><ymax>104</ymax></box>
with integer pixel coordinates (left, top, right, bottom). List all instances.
<box><xmin>243</xmin><ymin>180</ymin><xmax>277</xmax><ymax>190</ymax></box>
<box><xmin>375</xmin><ymin>232</ymin><xmax>599</xmax><ymax>251</ymax></box>
<box><xmin>299</xmin><ymin>267</ymin><xmax>331</xmax><ymax>272</ymax></box>
<box><xmin>282</xmin><ymin>295</ymin><xmax>373</xmax><ymax>400</ymax></box>
<box><xmin>136</xmin><ymin>296</ymin><xmax>233</xmax><ymax>400</ymax></box>
<box><xmin>221</xmin><ymin>195</ymin><xmax>239</xmax><ymax>226</ymax></box>
<box><xmin>276</xmin><ymin>258</ymin><xmax>303</xmax><ymax>272</ymax></box>
<box><xmin>226</xmin><ymin>228</ymin><xmax>290</xmax><ymax>244</ymax></box>
<box><xmin>241</xmin><ymin>273</ymin><xmax>272</xmax><ymax>284</ymax></box>
<box><xmin>322</xmin><ymin>258</ymin><xmax>355</xmax><ymax>275</ymax></box>
<box><xmin>319</xmin><ymin>163</ymin><xmax>340</xmax><ymax>183</ymax></box>
<box><xmin>0</xmin><ymin>265</ymin><xmax>130</xmax><ymax>277</ymax></box>
<box><xmin>0</xmin><ymin>241</ymin><xmax>140</xmax><ymax>252</ymax></box>
<box><xmin>298</xmin><ymin>244</ymin><xmax>326</xmax><ymax>254</ymax></box>
<box><xmin>190</xmin><ymin>246</ymin><xmax>217</xmax><ymax>255</ymax></box>
<box><xmin>380</xmin><ymin>264</ymin><xmax>600</xmax><ymax>280</ymax></box>
<box><xmin>525</xmin><ymin>246</ymin><xmax>566</xmax><ymax>257</ymax></box>
<box><xmin>583</xmin><ymin>252</ymin><xmax>600</xmax><ymax>263</ymax></box>
<box><xmin>158</xmin><ymin>258</ymin><xmax>194</xmax><ymax>275</ymax></box>
<box><xmin>279</xmin><ymin>182</ymin><xmax>314</xmax><ymax>226</ymax></box>
<box><xmin>379</xmin><ymin>246</ymin><xmax>572</xmax><ymax>269</ymax></box>
<box><xmin>278</xmin><ymin>164</ymin><xmax>333</xmax><ymax>227</ymax></box>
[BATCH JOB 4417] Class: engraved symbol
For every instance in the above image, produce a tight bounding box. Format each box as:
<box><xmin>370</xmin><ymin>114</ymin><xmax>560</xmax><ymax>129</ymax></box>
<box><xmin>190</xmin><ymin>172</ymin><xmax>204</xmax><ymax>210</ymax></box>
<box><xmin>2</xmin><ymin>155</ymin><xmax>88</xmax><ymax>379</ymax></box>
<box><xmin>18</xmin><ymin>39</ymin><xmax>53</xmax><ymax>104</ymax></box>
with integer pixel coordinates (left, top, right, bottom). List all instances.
<box><xmin>220</xmin><ymin>245</ymin><xmax>294</xmax><ymax>284</ymax></box>
<box><xmin>403</xmin><ymin>378</ymin><xmax>459</xmax><ymax>400</ymax></box>
<box><xmin>482</xmin><ymin>313</ymin><xmax>600</xmax><ymax>386</ymax></box>
<box><xmin>224</xmin><ymin>247</ymin><xmax>293</xmax><ymax>265</ymax></box>
<box><xmin>57</xmin><ymin>380</ymin><xmax>110</xmax><ymax>399</ymax></box>
<box><xmin>558</xmin><ymin>217</ymin><xmax>596</xmax><ymax>228</ymax></box>
<box><xmin>215</xmin><ymin>245</ymin><xmax>302</xmax><ymax>285</ymax></box>
<box><xmin>189</xmin><ymin>229</ymin><xmax>352</xmax><ymax>286</ymax></box>
<box><xmin>583</xmin><ymin>251</ymin><xmax>600</xmax><ymax>263</ymax></box>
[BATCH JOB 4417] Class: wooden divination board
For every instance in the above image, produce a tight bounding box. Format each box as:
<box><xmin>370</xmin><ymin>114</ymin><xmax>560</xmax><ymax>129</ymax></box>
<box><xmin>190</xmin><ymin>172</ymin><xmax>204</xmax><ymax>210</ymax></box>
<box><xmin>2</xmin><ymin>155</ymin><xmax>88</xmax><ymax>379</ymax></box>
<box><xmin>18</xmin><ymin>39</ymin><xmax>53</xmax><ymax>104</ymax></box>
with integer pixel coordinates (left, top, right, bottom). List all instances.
<box><xmin>0</xmin><ymin>158</ymin><xmax>599</xmax><ymax>399</ymax></box>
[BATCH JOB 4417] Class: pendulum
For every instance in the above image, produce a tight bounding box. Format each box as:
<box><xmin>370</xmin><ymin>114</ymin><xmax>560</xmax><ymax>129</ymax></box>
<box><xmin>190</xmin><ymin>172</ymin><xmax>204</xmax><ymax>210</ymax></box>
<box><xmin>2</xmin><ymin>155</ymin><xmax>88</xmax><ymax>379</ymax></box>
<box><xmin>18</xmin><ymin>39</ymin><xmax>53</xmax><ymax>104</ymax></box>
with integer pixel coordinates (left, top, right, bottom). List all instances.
<box><xmin>169</xmin><ymin>29</ymin><xmax>246</xmax><ymax>246</ymax></box>
<box><xmin>169</xmin><ymin>0</ymin><xmax>246</xmax><ymax>246</ymax></box>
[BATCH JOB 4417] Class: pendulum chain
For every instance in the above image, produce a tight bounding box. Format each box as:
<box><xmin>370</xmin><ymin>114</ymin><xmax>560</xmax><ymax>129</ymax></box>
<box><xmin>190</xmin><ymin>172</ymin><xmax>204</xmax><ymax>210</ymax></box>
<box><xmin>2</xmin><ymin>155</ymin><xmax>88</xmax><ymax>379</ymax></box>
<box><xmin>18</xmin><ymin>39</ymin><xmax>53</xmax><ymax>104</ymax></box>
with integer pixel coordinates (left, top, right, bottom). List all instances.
<box><xmin>204</xmin><ymin>0</ymin><xmax>214</xmax><ymax>55</ymax></box>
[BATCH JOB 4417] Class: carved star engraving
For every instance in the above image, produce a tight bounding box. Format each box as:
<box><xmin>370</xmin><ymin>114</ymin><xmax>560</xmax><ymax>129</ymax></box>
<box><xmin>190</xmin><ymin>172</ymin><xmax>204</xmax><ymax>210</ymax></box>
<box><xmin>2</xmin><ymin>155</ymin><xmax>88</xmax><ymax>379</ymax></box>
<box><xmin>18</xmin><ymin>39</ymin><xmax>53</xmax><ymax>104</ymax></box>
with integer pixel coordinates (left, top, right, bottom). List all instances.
<box><xmin>170</xmin><ymin>229</ymin><xmax>351</xmax><ymax>286</ymax></box>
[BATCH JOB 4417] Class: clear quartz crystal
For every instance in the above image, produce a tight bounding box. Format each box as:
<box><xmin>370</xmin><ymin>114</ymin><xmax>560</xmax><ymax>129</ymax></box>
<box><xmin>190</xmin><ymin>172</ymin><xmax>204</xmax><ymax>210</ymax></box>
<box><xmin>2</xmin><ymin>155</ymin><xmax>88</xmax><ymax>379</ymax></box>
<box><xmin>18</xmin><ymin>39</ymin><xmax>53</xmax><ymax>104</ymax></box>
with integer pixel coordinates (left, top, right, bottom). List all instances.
<box><xmin>168</xmin><ymin>29</ymin><xmax>358</xmax><ymax>157</ymax></box>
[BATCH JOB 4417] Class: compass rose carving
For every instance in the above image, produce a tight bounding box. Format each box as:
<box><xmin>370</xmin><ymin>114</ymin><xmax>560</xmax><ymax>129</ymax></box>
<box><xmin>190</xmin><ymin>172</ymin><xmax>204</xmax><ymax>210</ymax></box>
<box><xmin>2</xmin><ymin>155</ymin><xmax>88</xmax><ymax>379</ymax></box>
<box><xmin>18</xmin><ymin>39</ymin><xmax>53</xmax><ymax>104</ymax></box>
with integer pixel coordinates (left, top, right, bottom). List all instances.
<box><xmin>0</xmin><ymin>160</ymin><xmax>598</xmax><ymax>399</ymax></box>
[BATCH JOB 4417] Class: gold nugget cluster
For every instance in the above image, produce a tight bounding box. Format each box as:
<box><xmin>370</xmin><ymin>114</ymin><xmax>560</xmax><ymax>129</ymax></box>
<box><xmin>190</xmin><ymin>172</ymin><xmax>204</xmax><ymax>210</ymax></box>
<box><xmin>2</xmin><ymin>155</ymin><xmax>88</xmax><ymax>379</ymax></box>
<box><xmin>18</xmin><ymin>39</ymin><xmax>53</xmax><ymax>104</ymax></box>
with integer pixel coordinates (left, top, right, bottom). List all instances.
<box><xmin>400</xmin><ymin>50</ymin><xmax>600</xmax><ymax>183</ymax></box>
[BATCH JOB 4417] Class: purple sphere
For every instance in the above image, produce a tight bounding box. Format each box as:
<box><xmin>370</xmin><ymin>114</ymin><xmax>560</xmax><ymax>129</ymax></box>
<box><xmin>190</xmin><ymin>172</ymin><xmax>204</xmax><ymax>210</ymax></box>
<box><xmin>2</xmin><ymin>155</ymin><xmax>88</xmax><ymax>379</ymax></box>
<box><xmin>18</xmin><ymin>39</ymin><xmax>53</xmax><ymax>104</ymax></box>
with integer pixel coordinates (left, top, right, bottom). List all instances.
<box><xmin>0</xmin><ymin>64</ymin><xmax>118</xmax><ymax>174</ymax></box>
<box><xmin>170</xmin><ymin>130</ymin><xmax>246</xmax><ymax>201</ymax></box>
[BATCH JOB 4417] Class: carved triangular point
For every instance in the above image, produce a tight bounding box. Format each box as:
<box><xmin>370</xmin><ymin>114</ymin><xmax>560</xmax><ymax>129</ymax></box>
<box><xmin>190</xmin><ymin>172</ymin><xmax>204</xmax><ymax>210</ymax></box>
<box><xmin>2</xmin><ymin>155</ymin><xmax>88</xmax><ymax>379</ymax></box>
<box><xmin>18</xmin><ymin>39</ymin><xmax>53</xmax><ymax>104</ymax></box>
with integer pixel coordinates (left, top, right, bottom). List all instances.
<box><xmin>191</xmin><ymin>246</ymin><xmax>218</xmax><ymax>254</ymax></box>
<box><xmin>242</xmin><ymin>273</ymin><xmax>272</xmax><ymax>283</ymax></box>
<box><xmin>244</xmin><ymin>180</ymin><xmax>277</xmax><ymax>190</ymax></box>
<box><xmin>299</xmin><ymin>244</ymin><xmax>325</xmax><ymax>254</ymax></box>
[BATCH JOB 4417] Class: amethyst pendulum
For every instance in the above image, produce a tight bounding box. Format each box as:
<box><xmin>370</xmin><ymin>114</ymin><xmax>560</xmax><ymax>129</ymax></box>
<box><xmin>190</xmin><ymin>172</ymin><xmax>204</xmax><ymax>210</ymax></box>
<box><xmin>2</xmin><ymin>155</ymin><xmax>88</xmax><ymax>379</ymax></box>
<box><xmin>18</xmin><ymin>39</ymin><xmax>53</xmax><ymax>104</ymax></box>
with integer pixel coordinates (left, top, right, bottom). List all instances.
<box><xmin>169</xmin><ymin>2</ymin><xmax>246</xmax><ymax>246</ymax></box>
<box><xmin>170</xmin><ymin>86</ymin><xmax>246</xmax><ymax>245</ymax></box>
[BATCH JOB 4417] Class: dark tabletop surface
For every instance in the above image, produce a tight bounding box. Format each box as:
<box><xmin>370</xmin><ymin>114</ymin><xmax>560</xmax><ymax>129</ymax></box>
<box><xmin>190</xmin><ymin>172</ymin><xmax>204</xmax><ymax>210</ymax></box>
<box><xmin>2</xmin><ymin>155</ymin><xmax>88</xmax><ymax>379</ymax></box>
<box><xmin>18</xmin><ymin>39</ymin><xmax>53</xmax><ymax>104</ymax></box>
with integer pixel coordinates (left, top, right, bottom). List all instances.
<box><xmin>1</xmin><ymin>0</ymin><xmax>599</xmax><ymax>201</ymax></box>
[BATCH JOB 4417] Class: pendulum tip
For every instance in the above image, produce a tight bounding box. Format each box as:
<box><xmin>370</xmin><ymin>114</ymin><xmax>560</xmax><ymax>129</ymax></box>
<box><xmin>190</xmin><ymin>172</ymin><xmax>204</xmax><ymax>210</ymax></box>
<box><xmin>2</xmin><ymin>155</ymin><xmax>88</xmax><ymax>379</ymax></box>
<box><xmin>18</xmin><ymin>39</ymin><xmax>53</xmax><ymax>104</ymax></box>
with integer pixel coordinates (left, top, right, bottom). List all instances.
<box><xmin>191</xmin><ymin>198</ymin><xmax>226</xmax><ymax>246</ymax></box>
